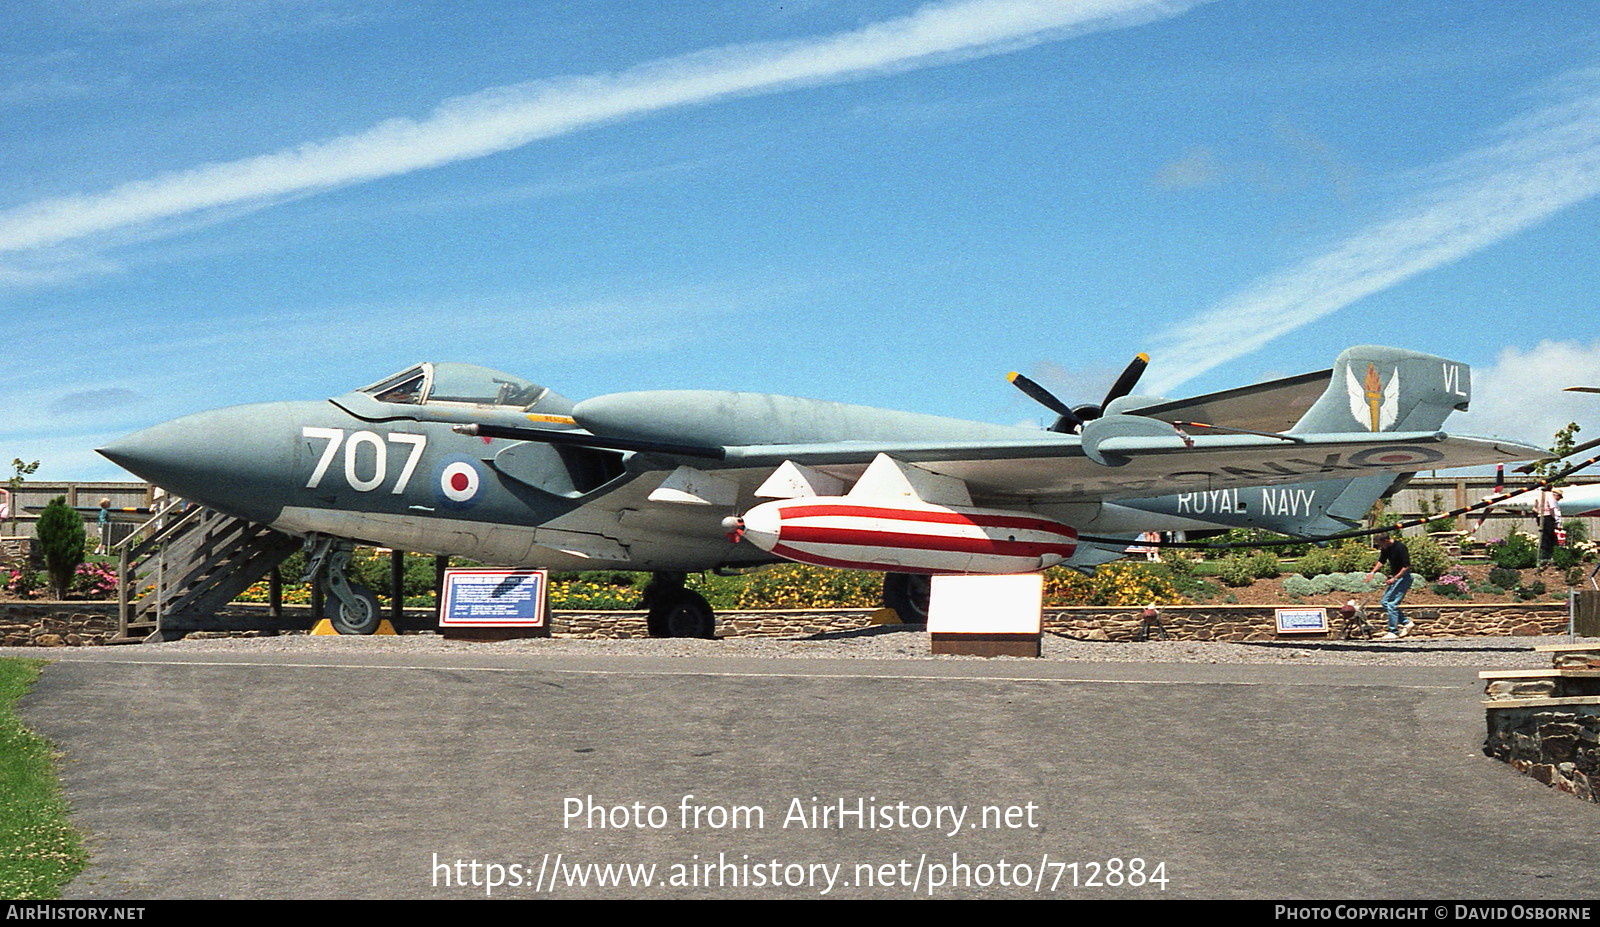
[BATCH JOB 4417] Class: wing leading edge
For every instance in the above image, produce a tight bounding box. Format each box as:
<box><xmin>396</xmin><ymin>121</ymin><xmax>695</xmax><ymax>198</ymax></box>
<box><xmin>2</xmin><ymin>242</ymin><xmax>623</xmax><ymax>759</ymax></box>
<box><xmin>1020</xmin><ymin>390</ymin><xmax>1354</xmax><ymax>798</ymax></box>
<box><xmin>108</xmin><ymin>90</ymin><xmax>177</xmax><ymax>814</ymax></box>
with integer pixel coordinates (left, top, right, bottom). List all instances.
<box><xmin>716</xmin><ymin>430</ymin><xmax>1541</xmax><ymax>504</ymax></box>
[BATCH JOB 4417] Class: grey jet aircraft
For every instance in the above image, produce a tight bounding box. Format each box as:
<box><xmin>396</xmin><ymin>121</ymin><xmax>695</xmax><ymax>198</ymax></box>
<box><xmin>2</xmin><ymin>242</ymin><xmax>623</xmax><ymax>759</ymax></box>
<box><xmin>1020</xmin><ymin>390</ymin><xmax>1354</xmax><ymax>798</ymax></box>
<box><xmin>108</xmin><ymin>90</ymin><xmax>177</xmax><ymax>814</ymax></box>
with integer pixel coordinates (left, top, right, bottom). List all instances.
<box><xmin>99</xmin><ymin>345</ymin><xmax>1541</xmax><ymax>636</ymax></box>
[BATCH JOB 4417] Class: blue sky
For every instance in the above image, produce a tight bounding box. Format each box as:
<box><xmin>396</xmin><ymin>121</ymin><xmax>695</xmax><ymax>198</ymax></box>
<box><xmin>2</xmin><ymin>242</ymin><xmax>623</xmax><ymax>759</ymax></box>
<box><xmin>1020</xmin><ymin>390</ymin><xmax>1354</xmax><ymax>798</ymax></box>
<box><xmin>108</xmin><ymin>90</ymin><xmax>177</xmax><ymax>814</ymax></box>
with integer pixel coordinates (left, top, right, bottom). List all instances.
<box><xmin>7</xmin><ymin>0</ymin><xmax>1600</xmax><ymax>481</ymax></box>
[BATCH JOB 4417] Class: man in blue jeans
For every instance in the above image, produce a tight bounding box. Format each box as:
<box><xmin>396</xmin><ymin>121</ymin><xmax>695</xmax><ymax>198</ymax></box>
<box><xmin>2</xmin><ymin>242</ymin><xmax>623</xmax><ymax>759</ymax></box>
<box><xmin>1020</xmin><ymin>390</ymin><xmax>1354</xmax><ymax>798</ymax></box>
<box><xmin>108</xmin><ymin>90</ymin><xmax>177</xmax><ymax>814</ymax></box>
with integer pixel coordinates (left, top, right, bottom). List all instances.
<box><xmin>1367</xmin><ymin>534</ymin><xmax>1413</xmax><ymax>639</ymax></box>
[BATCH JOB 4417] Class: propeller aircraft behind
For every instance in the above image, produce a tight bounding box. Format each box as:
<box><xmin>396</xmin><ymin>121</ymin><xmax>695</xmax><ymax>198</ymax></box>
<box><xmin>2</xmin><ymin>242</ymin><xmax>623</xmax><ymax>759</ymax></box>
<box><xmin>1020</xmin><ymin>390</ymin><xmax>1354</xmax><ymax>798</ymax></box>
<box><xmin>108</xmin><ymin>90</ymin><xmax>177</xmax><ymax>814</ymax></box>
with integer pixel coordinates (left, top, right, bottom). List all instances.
<box><xmin>99</xmin><ymin>345</ymin><xmax>1542</xmax><ymax>637</ymax></box>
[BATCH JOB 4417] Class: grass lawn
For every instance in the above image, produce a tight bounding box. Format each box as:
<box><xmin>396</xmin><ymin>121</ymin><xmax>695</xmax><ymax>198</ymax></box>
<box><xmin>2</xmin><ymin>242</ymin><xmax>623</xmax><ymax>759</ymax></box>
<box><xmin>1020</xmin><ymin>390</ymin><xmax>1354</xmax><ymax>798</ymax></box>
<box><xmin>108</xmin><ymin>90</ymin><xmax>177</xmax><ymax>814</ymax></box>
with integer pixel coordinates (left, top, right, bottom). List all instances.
<box><xmin>0</xmin><ymin>658</ymin><xmax>88</xmax><ymax>899</ymax></box>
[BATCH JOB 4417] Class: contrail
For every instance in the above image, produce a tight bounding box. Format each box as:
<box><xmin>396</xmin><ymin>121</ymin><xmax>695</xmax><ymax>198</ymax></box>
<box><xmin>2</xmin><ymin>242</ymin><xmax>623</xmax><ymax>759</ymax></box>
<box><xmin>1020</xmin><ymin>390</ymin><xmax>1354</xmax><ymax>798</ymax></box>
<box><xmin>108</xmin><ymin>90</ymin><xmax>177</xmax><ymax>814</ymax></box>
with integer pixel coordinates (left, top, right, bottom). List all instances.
<box><xmin>1143</xmin><ymin>66</ymin><xmax>1600</xmax><ymax>395</ymax></box>
<box><xmin>0</xmin><ymin>0</ymin><xmax>1207</xmax><ymax>257</ymax></box>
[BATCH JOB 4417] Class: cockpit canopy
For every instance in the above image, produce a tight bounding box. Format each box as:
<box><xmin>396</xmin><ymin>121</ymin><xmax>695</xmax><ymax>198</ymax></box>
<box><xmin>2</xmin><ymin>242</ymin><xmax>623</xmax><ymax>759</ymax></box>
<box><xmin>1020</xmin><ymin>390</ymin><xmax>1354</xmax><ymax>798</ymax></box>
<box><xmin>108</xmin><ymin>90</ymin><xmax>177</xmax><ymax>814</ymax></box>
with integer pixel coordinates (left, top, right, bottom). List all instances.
<box><xmin>358</xmin><ymin>363</ymin><xmax>572</xmax><ymax>413</ymax></box>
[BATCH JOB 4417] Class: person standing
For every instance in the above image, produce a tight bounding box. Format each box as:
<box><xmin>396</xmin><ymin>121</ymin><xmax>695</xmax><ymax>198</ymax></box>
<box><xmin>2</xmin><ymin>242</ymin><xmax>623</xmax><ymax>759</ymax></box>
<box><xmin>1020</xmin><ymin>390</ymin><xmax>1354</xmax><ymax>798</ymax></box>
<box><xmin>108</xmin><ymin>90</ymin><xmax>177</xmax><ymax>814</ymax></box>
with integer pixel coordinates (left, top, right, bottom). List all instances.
<box><xmin>96</xmin><ymin>498</ymin><xmax>113</xmax><ymax>555</ymax></box>
<box><xmin>1535</xmin><ymin>486</ymin><xmax>1564</xmax><ymax>563</ymax></box>
<box><xmin>1366</xmin><ymin>533</ymin><xmax>1413</xmax><ymax>639</ymax></box>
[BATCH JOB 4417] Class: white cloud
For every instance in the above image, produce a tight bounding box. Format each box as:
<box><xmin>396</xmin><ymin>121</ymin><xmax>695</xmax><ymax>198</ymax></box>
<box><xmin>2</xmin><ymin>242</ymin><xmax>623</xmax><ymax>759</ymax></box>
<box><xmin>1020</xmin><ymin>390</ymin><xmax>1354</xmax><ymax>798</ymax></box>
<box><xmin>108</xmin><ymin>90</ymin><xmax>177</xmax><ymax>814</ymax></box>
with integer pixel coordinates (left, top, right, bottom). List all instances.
<box><xmin>1144</xmin><ymin>67</ymin><xmax>1600</xmax><ymax>395</ymax></box>
<box><xmin>1462</xmin><ymin>339</ymin><xmax>1600</xmax><ymax>449</ymax></box>
<box><xmin>0</xmin><ymin>0</ymin><xmax>1208</xmax><ymax>273</ymax></box>
<box><xmin>0</xmin><ymin>279</ymin><xmax>782</xmax><ymax>476</ymax></box>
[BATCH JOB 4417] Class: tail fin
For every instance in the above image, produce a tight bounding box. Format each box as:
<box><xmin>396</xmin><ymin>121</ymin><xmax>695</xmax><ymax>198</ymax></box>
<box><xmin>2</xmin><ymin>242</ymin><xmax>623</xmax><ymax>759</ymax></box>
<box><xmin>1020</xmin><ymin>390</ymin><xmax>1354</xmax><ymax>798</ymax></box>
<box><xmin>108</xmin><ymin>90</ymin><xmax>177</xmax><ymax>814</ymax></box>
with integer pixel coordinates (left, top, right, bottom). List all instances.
<box><xmin>1289</xmin><ymin>344</ymin><xmax>1470</xmax><ymax>436</ymax></box>
<box><xmin>1264</xmin><ymin>346</ymin><xmax>1471</xmax><ymax>534</ymax></box>
<box><xmin>1114</xmin><ymin>347</ymin><xmax>1472</xmax><ymax>537</ymax></box>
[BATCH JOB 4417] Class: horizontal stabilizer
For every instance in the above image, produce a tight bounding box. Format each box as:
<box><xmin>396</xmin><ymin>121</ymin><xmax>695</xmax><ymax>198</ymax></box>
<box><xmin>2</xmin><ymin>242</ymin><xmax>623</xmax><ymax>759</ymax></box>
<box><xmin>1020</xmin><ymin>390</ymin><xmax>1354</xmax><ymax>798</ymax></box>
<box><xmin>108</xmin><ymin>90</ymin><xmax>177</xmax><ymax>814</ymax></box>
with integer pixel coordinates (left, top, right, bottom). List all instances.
<box><xmin>1122</xmin><ymin>369</ymin><xmax>1331</xmax><ymax>434</ymax></box>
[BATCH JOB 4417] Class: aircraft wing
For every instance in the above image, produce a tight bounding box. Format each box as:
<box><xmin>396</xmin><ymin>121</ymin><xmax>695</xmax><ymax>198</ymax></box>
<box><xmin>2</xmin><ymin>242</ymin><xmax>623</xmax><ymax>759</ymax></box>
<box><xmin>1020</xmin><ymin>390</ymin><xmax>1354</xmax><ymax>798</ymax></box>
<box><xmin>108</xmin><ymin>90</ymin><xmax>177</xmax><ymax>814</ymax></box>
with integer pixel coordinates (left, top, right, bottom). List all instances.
<box><xmin>716</xmin><ymin>430</ymin><xmax>1541</xmax><ymax>504</ymax></box>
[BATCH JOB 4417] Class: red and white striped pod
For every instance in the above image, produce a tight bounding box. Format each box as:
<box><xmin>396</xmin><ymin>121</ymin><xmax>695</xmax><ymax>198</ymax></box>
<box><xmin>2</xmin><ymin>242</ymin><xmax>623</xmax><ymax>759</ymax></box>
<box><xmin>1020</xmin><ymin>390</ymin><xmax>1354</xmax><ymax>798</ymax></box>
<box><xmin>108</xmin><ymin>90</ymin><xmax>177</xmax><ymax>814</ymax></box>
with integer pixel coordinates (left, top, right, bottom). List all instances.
<box><xmin>738</xmin><ymin>498</ymin><xmax>1078</xmax><ymax>574</ymax></box>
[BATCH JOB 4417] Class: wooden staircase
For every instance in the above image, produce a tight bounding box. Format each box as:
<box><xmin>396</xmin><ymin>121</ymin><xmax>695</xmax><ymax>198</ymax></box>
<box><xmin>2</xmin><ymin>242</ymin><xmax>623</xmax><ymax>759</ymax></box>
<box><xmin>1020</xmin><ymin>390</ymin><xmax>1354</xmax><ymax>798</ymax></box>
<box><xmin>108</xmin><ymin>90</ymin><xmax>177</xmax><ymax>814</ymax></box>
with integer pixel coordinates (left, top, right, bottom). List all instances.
<box><xmin>116</xmin><ymin>506</ymin><xmax>302</xmax><ymax>641</ymax></box>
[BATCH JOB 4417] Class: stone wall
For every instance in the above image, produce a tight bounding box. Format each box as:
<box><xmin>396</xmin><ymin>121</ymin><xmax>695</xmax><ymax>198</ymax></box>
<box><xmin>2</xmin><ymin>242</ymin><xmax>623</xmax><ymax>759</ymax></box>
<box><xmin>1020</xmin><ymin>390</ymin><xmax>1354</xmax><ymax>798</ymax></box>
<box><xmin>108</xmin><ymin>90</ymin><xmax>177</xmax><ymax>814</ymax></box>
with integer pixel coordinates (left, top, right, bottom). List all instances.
<box><xmin>553</xmin><ymin>603</ymin><xmax>1573</xmax><ymax>642</ymax></box>
<box><xmin>1484</xmin><ymin>705</ymin><xmax>1600</xmax><ymax>803</ymax></box>
<box><xmin>0</xmin><ymin>600</ymin><xmax>1576</xmax><ymax>646</ymax></box>
<box><xmin>1042</xmin><ymin>603</ymin><xmax>1573</xmax><ymax>643</ymax></box>
<box><xmin>0</xmin><ymin>602</ymin><xmax>119</xmax><ymax>647</ymax></box>
<box><xmin>556</xmin><ymin>609</ymin><xmax>887</xmax><ymax>640</ymax></box>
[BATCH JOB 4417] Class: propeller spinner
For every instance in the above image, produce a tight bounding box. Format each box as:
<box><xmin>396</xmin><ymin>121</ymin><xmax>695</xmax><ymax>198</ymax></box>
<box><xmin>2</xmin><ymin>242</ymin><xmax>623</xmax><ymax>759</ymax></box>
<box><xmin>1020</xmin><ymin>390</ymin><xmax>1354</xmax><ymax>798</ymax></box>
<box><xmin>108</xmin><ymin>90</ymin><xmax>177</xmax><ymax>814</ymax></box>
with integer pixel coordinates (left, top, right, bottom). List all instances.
<box><xmin>1009</xmin><ymin>353</ymin><xmax>1149</xmax><ymax>434</ymax></box>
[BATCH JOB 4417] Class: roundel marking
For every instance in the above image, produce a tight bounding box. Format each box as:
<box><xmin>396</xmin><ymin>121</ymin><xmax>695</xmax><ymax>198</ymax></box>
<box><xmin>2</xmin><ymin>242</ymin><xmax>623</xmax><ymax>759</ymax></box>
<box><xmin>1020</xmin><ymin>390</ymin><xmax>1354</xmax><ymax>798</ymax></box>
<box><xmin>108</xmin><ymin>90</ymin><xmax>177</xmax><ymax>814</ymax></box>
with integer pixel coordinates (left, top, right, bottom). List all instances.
<box><xmin>1348</xmin><ymin>445</ymin><xmax>1445</xmax><ymax>468</ymax></box>
<box><xmin>439</xmin><ymin>461</ymin><xmax>481</xmax><ymax>503</ymax></box>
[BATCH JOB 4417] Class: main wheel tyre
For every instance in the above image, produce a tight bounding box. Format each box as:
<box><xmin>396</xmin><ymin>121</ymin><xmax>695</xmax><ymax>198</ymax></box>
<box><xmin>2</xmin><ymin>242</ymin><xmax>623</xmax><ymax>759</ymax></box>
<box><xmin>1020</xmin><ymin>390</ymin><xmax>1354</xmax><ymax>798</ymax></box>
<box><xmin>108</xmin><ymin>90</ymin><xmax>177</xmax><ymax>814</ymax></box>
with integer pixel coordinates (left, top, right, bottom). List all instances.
<box><xmin>646</xmin><ymin>589</ymin><xmax>716</xmax><ymax>639</ymax></box>
<box><xmin>882</xmin><ymin>572</ymin><xmax>932</xmax><ymax>624</ymax></box>
<box><xmin>331</xmin><ymin>584</ymin><xmax>382</xmax><ymax>635</ymax></box>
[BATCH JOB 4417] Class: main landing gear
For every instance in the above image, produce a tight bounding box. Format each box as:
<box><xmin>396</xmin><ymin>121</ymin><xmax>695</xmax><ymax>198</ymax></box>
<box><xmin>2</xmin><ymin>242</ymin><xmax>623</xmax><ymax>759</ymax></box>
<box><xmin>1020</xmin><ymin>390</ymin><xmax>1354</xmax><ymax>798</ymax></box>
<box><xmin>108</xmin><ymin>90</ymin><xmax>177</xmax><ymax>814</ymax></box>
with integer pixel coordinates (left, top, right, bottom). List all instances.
<box><xmin>881</xmin><ymin>572</ymin><xmax>932</xmax><ymax>624</ymax></box>
<box><xmin>304</xmin><ymin>536</ymin><xmax>382</xmax><ymax>635</ymax></box>
<box><xmin>641</xmin><ymin>572</ymin><xmax>716</xmax><ymax>639</ymax></box>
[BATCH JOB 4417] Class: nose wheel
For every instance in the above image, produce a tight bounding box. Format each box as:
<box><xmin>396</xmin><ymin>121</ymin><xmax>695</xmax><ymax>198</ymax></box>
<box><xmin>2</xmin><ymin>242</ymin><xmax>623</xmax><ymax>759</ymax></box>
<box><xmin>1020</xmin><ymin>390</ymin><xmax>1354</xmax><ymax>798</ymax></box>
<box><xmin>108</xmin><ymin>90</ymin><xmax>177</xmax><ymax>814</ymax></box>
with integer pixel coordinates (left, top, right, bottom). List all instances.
<box><xmin>331</xmin><ymin>584</ymin><xmax>382</xmax><ymax>635</ymax></box>
<box><xmin>304</xmin><ymin>536</ymin><xmax>383</xmax><ymax>635</ymax></box>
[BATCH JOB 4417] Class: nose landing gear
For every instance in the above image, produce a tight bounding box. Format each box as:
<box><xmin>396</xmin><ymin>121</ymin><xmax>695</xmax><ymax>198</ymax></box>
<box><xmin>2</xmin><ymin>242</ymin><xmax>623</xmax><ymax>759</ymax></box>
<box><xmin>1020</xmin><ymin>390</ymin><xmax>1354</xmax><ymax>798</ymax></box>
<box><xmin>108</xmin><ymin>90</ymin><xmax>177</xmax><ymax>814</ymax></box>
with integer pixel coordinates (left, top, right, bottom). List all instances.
<box><xmin>304</xmin><ymin>535</ymin><xmax>382</xmax><ymax>635</ymax></box>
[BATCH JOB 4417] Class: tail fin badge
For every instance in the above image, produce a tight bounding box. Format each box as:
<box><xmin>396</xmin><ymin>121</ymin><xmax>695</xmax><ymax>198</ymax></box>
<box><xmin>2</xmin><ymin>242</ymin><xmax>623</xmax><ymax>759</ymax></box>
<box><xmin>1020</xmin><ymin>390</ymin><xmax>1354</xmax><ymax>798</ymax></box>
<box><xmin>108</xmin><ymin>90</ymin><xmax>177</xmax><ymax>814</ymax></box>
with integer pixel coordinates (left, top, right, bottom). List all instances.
<box><xmin>1346</xmin><ymin>363</ymin><xmax>1399</xmax><ymax>432</ymax></box>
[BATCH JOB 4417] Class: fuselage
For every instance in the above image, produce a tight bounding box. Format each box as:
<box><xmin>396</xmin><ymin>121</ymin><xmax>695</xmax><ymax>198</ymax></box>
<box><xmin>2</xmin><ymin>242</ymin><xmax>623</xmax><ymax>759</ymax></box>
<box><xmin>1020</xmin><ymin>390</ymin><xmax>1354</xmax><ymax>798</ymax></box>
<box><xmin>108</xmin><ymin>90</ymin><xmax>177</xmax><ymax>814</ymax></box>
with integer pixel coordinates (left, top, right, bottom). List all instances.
<box><xmin>97</xmin><ymin>353</ymin><xmax>1538</xmax><ymax>575</ymax></box>
<box><xmin>98</xmin><ymin>363</ymin><xmax>1092</xmax><ymax>572</ymax></box>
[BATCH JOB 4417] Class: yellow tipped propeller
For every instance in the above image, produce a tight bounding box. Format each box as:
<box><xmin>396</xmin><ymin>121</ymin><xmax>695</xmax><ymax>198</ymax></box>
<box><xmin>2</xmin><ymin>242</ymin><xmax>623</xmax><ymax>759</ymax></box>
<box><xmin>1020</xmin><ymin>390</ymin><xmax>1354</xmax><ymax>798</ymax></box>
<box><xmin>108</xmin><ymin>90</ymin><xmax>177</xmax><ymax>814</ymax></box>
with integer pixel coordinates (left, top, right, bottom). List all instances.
<box><xmin>1008</xmin><ymin>353</ymin><xmax>1150</xmax><ymax>434</ymax></box>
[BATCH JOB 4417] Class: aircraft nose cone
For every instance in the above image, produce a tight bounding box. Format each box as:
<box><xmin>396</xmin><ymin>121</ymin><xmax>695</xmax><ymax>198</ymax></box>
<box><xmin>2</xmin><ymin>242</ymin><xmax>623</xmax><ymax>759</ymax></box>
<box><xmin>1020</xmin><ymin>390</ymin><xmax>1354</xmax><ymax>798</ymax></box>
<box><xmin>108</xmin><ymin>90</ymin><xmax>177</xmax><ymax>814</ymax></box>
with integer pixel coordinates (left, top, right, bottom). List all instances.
<box><xmin>99</xmin><ymin>414</ymin><xmax>222</xmax><ymax>488</ymax></box>
<box><xmin>98</xmin><ymin>419</ymin><xmax>188</xmax><ymax>482</ymax></box>
<box><xmin>99</xmin><ymin>403</ymin><xmax>301</xmax><ymax>524</ymax></box>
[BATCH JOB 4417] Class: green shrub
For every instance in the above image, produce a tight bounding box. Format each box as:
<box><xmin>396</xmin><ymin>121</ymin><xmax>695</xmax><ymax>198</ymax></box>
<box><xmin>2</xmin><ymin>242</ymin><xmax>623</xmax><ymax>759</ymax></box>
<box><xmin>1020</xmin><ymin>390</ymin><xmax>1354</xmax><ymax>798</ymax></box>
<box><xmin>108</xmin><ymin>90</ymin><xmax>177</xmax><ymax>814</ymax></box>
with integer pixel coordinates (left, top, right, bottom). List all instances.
<box><xmin>549</xmin><ymin>578</ymin><xmax>650</xmax><ymax>610</ymax></box>
<box><xmin>1248</xmin><ymin>548</ymin><xmax>1281</xmax><ymax>579</ymax></box>
<box><xmin>1278</xmin><ymin>571</ymin><xmax>1382</xmax><ymax>599</ymax></box>
<box><xmin>1296</xmin><ymin>546</ymin><xmax>1338</xmax><ymax>578</ymax></box>
<box><xmin>1158</xmin><ymin>547</ymin><xmax>1196</xmax><ymax>577</ymax></box>
<box><xmin>35</xmin><ymin>497</ymin><xmax>85</xmax><ymax>600</ymax></box>
<box><xmin>1043</xmin><ymin>563</ymin><xmax>1186</xmax><ymax>607</ymax></box>
<box><xmin>1333</xmin><ymin>539</ymin><xmax>1377</xmax><ymax>573</ymax></box>
<box><xmin>1415</xmin><ymin>492</ymin><xmax>1459</xmax><ymax>534</ymax></box>
<box><xmin>1217</xmin><ymin>555</ymin><xmax>1255</xmax><ymax>588</ymax></box>
<box><xmin>1487</xmin><ymin>566</ymin><xmax>1521</xmax><ymax>589</ymax></box>
<box><xmin>349</xmin><ymin>550</ymin><xmax>452</xmax><ymax>603</ymax></box>
<box><xmin>1282</xmin><ymin>574</ymin><xmax>1317</xmax><ymax>598</ymax></box>
<box><xmin>1404</xmin><ymin>535</ymin><xmax>1451</xmax><ymax>581</ymax></box>
<box><xmin>1563</xmin><ymin>519</ymin><xmax>1590</xmax><ymax>546</ymax></box>
<box><xmin>1206</xmin><ymin>528</ymin><xmax>1309</xmax><ymax>559</ymax></box>
<box><xmin>1490</xmin><ymin>532</ymin><xmax>1538</xmax><ymax>569</ymax></box>
<box><xmin>1564</xmin><ymin>566</ymin><xmax>1585</xmax><ymax>588</ymax></box>
<box><xmin>1551</xmin><ymin>546</ymin><xmax>1580</xmax><ymax>570</ymax></box>
<box><xmin>1331</xmin><ymin>571</ymin><xmax>1384</xmax><ymax>595</ymax></box>
<box><xmin>1515</xmin><ymin>579</ymin><xmax>1548</xmax><ymax>602</ymax></box>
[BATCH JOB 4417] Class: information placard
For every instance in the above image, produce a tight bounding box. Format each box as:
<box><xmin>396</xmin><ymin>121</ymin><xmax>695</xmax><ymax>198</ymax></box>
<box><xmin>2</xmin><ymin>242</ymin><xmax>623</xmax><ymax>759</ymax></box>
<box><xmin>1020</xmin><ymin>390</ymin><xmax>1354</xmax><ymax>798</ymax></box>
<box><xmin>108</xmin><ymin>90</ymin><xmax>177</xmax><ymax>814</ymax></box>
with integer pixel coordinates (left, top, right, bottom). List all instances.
<box><xmin>440</xmin><ymin>569</ymin><xmax>548</xmax><ymax>627</ymax></box>
<box><xmin>1275</xmin><ymin>606</ymin><xmax>1329</xmax><ymax>635</ymax></box>
<box><xmin>927</xmin><ymin>574</ymin><xmax>1043</xmax><ymax>658</ymax></box>
<box><xmin>928</xmin><ymin>574</ymin><xmax>1044</xmax><ymax>634</ymax></box>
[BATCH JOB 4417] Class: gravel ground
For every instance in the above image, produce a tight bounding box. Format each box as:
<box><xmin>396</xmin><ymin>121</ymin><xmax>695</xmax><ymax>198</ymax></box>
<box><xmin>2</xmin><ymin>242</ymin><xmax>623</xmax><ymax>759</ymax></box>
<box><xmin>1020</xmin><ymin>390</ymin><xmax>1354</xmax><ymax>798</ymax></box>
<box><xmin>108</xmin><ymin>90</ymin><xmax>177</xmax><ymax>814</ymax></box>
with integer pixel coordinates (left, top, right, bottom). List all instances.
<box><xmin>144</xmin><ymin>627</ymin><xmax>1583</xmax><ymax>668</ymax></box>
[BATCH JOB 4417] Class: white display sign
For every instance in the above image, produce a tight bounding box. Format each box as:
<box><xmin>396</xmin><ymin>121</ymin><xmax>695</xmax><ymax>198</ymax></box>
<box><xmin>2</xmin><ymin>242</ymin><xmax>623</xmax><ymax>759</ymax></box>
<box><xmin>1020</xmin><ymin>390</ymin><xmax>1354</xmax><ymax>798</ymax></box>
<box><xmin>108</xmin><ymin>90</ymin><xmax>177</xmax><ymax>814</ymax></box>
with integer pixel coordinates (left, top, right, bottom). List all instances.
<box><xmin>1275</xmin><ymin>607</ymin><xmax>1329</xmax><ymax>635</ymax></box>
<box><xmin>440</xmin><ymin>569</ymin><xmax>548</xmax><ymax>627</ymax></box>
<box><xmin>927</xmin><ymin>574</ymin><xmax>1044</xmax><ymax>634</ymax></box>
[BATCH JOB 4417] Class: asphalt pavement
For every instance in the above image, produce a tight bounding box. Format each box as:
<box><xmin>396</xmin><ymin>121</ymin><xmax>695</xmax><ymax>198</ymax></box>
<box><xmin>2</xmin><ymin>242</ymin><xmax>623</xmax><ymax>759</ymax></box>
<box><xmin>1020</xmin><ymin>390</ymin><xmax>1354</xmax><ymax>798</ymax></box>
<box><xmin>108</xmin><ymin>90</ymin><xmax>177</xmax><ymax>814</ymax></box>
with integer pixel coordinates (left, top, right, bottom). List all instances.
<box><xmin>10</xmin><ymin>642</ymin><xmax>1599</xmax><ymax>900</ymax></box>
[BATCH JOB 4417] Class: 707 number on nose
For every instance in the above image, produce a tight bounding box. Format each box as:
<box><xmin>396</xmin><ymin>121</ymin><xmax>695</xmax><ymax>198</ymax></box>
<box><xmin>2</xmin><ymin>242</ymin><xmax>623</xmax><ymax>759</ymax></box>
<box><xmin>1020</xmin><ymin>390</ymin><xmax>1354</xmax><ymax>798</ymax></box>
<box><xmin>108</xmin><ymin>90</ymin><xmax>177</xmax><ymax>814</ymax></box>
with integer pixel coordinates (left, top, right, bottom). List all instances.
<box><xmin>303</xmin><ymin>426</ymin><xmax>428</xmax><ymax>494</ymax></box>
